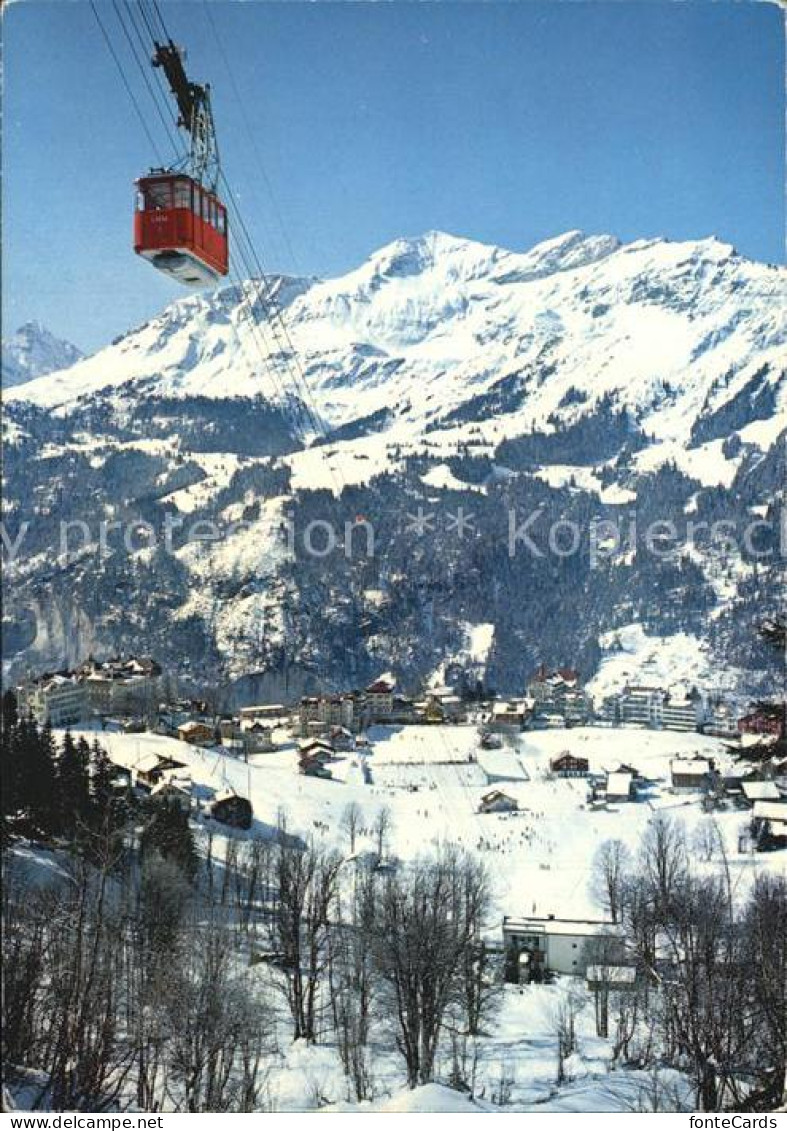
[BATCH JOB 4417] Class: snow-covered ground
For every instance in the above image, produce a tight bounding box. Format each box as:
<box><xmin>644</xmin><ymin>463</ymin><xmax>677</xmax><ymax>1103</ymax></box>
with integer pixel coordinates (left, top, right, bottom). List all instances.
<box><xmin>25</xmin><ymin>720</ymin><xmax>783</xmax><ymax>1112</ymax></box>
<box><xmin>76</xmin><ymin>721</ymin><xmax>767</xmax><ymax>923</ymax></box>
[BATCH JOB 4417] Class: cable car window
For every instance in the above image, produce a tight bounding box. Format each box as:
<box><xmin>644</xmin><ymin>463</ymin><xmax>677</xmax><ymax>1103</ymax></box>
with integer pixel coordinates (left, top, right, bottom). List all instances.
<box><xmin>210</xmin><ymin>199</ymin><xmax>218</xmax><ymax>228</ymax></box>
<box><xmin>192</xmin><ymin>185</ymin><xmax>200</xmax><ymax>216</ymax></box>
<box><xmin>145</xmin><ymin>182</ymin><xmax>171</xmax><ymax>210</ymax></box>
<box><xmin>136</xmin><ymin>190</ymin><xmax>145</xmax><ymax>212</ymax></box>
<box><xmin>173</xmin><ymin>180</ymin><xmax>190</xmax><ymax>209</ymax></box>
<box><xmin>217</xmin><ymin>208</ymin><xmax>226</xmax><ymax>235</ymax></box>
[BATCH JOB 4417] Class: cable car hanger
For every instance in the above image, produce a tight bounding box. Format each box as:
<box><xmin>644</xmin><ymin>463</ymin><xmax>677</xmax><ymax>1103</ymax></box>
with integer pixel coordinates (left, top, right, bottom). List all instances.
<box><xmin>152</xmin><ymin>39</ymin><xmax>220</xmax><ymax>195</ymax></box>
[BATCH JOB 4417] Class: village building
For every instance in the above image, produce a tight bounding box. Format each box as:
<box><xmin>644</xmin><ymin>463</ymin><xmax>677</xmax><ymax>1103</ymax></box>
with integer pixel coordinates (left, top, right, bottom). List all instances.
<box><xmin>132</xmin><ymin>752</ymin><xmax>187</xmax><ymax>791</ymax></box>
<box><xmin>210</xmin><ymin>790</ymin><xmax>253</xmax><ymax>829</ymax></box>
<box><xmin>298</xmin><ymin>693</ymin><xmax>357</xmax><ymax>736</ymax></box>
<box><xmin>479</xmin><ymin>730</ymin><xmax>503</xmax><ymax>750</ymax></box>
<box><xmin>670</xmin><ymin>756</ymin><xmax>713</xmax><ymax>791</ymax></box>
<box><xmin>703</xmin><ymin>698</ymin><xmax>739</xmax><ymax>738</ymax></box>
<box><xmin>365</xmin><ymin>677</ymin><xmax>396</xmax><ymax>722</ymax></box>
<box><xmin>617</xmin><ymin>685</ymin><xmax>666</xmax><ymax>728</ymax></box>
<box><xmin>486</xmin><ymin>699</ymin><xmax>530</xmax><ymax>733</ymax></box>
<box><xmin>242</xmin><ymin>721</ymin><xmax>275</xmax><ymax>753</ymax></box>
<box><xmin>327</xmin><ymin>726</ymin><xmax>355</xmax><ymax>752</ymax></box>
<box><xmin>661</xmin><ymin>694</ymin><xmax>702</xmax><ymax>732</ymax></box>
<box><xmin>299</xmin><ymin>745</ymin><xmax>334</xmax><ymax>778</ymax></box>
<box><xmin>17</xmin><ymin>672</ymin><xmax>88</xmax><ymax>727</ymax></box>
<box><xmin>240</xmin><ymin>703</ymin><xmax>287</xmax><ymax>723</ymax></box>
<box><xmin>478</xmin><ymin>790</ymin><xmax>519</xmax><ymax>814</ymax></box>
<box><xmin>78</xmin><ymin>655</ymin><xmax>162</xmax><ymax>717</ymax></box>
<box><xmin>502</xmin><ymin>914</ymin><xmax>623</xmax><ymax>978</ymax></box>
<box><xmin>741</xmin><ymin>779</ymin><xmax>781</xmax><ymax>806</ymax></box>
<box><xmin>738</xmin><ymin>710</ymin><xmax>783</xmax><ymax>737</ymax></box>
<box><xmin>527</xmin><ymin>666</ymin><xmax>590</xmax><ymax>725</ymax></box>
<box><xmin>177</xmin><ymin>720</ymin><xmax>215</xmax><ymax>747</ymax></box>
<box><xmin>550</xmin><ymin>752</ymin><xmax>590</xmax><ymax>777</ymax></box>
<box><xmin>605</xmin><ymin>770</ymin><xmax>636</xmax><ymax>802</ymax></box>
<box><xmin>751</xmin><ymin>800</ymin><xmax>787</xmax><ymax>847</ymax></box>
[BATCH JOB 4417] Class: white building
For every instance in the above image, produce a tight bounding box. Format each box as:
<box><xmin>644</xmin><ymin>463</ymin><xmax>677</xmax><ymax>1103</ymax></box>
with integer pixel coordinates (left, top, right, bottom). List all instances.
<box><xmin>18</xmin><ymin>673</ymin><xmax>87</xmax><ymax>727</ymax></box>
<box><xmin>662</xmin><ymin>696</ymin><xmax>701</xmax><ymax>732</ymax></box>
<box><xmin>618</xmin><ymin>686</ymin><xmax>665</xmax><ymax>728</ymax></box>
<box><xmin>502</xmin><ymin>915</ymin><xmax>623</xmax><ymax>976</ymax></box>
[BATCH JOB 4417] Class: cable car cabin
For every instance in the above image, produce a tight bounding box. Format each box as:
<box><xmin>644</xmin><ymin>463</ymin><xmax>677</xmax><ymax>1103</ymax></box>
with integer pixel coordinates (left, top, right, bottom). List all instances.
<box><xmin>134</xmin><ymin>174</ymin><xmax>228</xmax><ymax>287</ymax></box>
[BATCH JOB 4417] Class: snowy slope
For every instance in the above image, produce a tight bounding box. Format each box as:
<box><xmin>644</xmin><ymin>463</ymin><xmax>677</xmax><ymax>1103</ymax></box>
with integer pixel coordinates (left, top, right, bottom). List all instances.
<box><xmin>3</xmin><ymin>230</ymin><xmax>784</xmax><ymax>695</ymax></box>
<box><xmin>9</xmin><ymin>230</ymin><xmax>785</xmax><ymax>471</ymax></box>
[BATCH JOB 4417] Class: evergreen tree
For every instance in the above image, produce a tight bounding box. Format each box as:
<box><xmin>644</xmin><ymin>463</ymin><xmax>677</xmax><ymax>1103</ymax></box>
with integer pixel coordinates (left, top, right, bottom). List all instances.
<box><xmin>141</xmin><ymin>799</ymin><xmax>198</xmax><ymax>881</ymax></box>
<box><xmin>57</xmin><ymin>730</ymin><xmax>91</xmax><ymax>837</ymax></box>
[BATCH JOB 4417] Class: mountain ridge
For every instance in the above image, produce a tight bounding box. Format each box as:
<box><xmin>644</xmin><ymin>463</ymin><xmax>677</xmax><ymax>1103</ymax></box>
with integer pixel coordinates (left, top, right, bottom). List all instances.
<box><xmin>2</xmin><ymin>229</ymin><xmax>784</xmax><ymax>698</ymax></box>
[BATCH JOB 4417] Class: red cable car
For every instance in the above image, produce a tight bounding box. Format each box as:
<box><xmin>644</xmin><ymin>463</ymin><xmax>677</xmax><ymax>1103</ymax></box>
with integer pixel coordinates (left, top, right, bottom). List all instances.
<box><xmin>134</xmin><ymin>173</ymin><xmax>228</xmax><ymax>286</ymax></box>
<box><xmin>133</xmin><ymin>40</ymin><xmax>229</xmax><ymax>287</ymax></box>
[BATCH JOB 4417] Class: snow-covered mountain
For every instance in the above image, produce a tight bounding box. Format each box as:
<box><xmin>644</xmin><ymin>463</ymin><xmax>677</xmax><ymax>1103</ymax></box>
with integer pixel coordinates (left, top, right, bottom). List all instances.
<box><xmin>3</xmin><ymin>231</ymin><xmax>785</xmax><ymax>697</ymax></box>
<box><xmin>2</xmin><ymin>322</ymin><xmax>83</xmax><ymax>389</ymax></box>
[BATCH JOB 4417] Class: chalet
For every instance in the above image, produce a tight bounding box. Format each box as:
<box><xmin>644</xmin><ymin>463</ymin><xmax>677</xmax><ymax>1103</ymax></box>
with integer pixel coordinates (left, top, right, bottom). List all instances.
<box><xmin>479</xmin><ymin>730</ymin><xmax>503</xmax><ymax>750</ymax></box>
<box><xmin>242</xmin><ymin>721</ymin><xmax>275</xmax><ymax>753</ymax></box>
<box><xmin>605</xmin><ymin>770</ymin><xmax>636</xmax><ymax>802</ymax></box>
<box><xmin>132</xmin><ymin>752</ymin><xmax>186</xmax><ymax>791</ymax></box>
<box><xmin>328</xmin><ymin>726</ymin><xmax>355</xmax><ymax>752</ymax></box>
<box><xmin>133</xmin><ymin>752</ymin><xmax>164</xmax><ymax>790</ymax></box>
<box><xmin>550</xmin><ymin>752</ymin><xmax>589</xmax><ymax>778</ymax></box>
<box><xmin>478</xmin><ymin>790</ymin><xmax>519</xmax><ymax>814</ymax></box>
<box><xmin>298</xmin><ymin>738</ymin><xmax>333</xmax><ymax>761</ymax></box>
<box><xmin>487</xmin><ymin>699</ymin><xmax>530</xmax><ymax>733</ymax></box>
<box><xmin>741</xmin><ymin>780</ymin><xmax>781</xmax><ymax>806</ymax></box>
<box><xmin>752</xmin><ymin>800</ymin><xmax>787</xmax><ymax>842</ymax></box>
<box><xmin>210</xmin><ymin>790</ymin><xmax>253</xmax><ymax>830</ymax></box>
<box><xmin>738</xmin><ymin>711</ymin><xmax>783</xmax><ymax>738</ymax></box>
<box><xmin>177</xmin><ymin>720</ymin><xmax>215</xmax><ymax>747</ymax></box>
<box><xmin>670</xmin><ymin>757</ymin><xmax>713</xmax><ymax>792</ymax></box>
<box><xmin>299</xmin><ymin>756</ymin><xmax>333</xmax><ymax>779</ymax></box>
<box><xmin>502</xmin><ymin>914</ymin><xmax>623</xmax><ymax>978</ymax></box>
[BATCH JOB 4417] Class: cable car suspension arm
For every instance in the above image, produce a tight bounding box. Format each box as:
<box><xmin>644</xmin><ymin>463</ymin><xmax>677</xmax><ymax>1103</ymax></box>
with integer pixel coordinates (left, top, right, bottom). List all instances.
<box><xmin>153</xmin><ymin>40</ymin><xmax>219</xmax><ymax>192</ymax></box>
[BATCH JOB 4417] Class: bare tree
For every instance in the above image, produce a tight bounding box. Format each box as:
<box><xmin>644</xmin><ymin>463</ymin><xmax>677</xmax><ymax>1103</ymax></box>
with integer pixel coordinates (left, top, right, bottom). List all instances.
<box><xmin>692</xmin><ymin>817</ymin><xmax>722</xmax><ymax>864</ymax></box>
<box><xmin>271</xmin><ymin>842</ymin><xmax>342</xmax><ymax>1042</ymax></box>
<box><xmin>373</xmin><ymin>849</ymin><xmax>492</xmax><ymax>1088</ymax></box>
<box><xmin>340</xmin><ymin>801</ymin><xmax>363</xmax><ymax>856</ymax></box>
<box><xmin>590</xmin><ymin>838</ymin><xmax>631</xmax><ymax>923</ymax></box>
<box><xmin>372</xmin><ymin>805</ymin><xmax>393</xmax><ymax>862</ymax></box>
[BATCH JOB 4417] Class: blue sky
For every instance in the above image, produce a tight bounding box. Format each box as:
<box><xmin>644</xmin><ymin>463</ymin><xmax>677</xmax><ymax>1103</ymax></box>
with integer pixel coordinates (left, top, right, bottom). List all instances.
<box><xmin>4</xmin><ymin>0</ymin><xmax>784</xmax><ymax>353</ymax></box>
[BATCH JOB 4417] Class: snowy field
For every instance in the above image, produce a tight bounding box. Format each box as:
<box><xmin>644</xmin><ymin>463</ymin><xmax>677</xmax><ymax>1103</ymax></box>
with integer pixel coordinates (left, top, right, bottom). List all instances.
<box><xmin>51</xmin><ymin>721</ymin><xmax>780</xmax><ymax>1112</ymax></box>
<box><xmin>74</xmin><ymin>722</ymin><xmax>770</xmax><ymax>924</ymax></box>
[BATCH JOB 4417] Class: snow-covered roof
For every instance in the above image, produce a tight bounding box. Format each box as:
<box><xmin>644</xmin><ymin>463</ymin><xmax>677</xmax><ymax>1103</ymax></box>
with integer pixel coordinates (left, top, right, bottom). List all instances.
<box><xmin>742</xmin><ymin>780</ymin><xmax>780</xmax><ymax>801</ymax></box>
<box><xmin>134</xmin><ymin>752</ymin><xmax>161</xmax><ymax>774</ymax></box>
<box><xmin>606</xmin><ymin>771</ymin><xmax>633</xmax><ymax>795</ymax></box>
<box><xmin>752</xmin><ymin>800</ymin><xmax>787</xmax><ymax>822</ymax></box>
<box><xmin>671</xmin><ymin>757</ymin><xmax>711</xmax><ymax>776</ymax></box>
<box><xmin>504</xmin><ymin>915</ymin><xmax>621</xmax><ymax>938</ymax></box>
